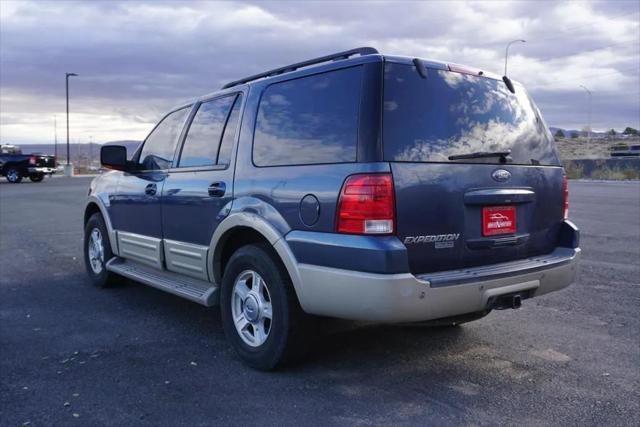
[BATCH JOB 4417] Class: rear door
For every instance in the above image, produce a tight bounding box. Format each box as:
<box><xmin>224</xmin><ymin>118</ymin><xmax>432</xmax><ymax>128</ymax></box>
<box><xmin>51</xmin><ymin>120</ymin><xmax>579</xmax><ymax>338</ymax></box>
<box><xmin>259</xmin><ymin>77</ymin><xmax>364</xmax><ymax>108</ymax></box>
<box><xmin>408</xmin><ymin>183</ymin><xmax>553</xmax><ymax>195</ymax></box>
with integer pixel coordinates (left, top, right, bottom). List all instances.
<box><xmin>110</xmin><ymin>106</ymin><xmax>191</xmax><ymax>268</ymax></box>
<box><xmin>383</xmin><ymin>60</ymin><xmax>564</xmax><ymax>274</ymax></box>
<box><xmin>161</xmin><ymin>93</ymin><xmax>243</xmax><ymax>280</ymax></box>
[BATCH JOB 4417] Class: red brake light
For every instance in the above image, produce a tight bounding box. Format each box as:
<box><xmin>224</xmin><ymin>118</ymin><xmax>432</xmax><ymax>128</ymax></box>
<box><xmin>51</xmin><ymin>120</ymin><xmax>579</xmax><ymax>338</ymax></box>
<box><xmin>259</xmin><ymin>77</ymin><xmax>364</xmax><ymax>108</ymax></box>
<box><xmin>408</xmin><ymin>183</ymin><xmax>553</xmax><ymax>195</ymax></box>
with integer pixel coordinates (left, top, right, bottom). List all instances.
<box><xmin>29</xmin><ymin>155</ymin><xmax>37</xmax><ymax>165</ymax></box>
<box><xmin>336</xmin><ymin>174</ymin><xmax>395</xmax><ymax>235</ymax></box>
<box><xmin>562</xmin><ymin>175</ymin><xmax>569</xmax><ymax>219</ymax></box>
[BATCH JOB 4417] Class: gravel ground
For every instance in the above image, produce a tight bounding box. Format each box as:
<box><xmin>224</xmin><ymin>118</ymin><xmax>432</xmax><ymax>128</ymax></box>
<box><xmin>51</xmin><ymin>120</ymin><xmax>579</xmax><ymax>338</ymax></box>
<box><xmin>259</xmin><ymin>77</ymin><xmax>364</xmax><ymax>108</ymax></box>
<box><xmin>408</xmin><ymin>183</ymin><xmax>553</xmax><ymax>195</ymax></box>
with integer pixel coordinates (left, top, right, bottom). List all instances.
<box><xmin>1</xmin><ymin>177</ymin><xmax>638</xmax><ymax>426</ymax></box>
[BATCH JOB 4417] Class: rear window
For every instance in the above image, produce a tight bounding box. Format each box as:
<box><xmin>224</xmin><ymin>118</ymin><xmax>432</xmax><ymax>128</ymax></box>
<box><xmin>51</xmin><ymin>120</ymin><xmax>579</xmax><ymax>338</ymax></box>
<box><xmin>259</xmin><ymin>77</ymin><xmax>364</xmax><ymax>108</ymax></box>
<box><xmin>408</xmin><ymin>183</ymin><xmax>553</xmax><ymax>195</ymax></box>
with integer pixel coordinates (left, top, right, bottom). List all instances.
<box><xmin>253</xmin><ymin>66</ymin><xmax>362</xmax><ymax>167</ymax></box>
<box><xmin>383</xmin><ymin>62</ymin><xmax>560</xmax><ymax>166</ymax></box>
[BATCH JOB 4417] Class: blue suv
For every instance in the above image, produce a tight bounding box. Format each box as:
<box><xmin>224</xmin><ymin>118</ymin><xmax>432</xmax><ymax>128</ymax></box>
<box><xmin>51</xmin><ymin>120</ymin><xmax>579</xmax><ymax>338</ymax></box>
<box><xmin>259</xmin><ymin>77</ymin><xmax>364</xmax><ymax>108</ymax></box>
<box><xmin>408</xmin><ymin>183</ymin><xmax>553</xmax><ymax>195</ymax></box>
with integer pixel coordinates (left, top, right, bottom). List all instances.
<box><xmin>84</xmin><ymin>47</ymin><xmax>580</xmax><ymax>370</ymax></box>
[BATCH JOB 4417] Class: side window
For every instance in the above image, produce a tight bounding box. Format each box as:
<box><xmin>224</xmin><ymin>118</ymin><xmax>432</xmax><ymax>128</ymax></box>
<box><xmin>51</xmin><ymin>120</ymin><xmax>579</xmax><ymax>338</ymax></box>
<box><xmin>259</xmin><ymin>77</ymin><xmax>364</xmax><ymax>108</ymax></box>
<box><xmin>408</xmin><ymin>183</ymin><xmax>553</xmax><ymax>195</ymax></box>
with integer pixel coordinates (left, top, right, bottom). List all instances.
<box><xmin>217</xmin><ymin>94</ymin><xmax>243</xmax><ymax>165</ymax></box>
<box><xmin>139</xmin><ymin>107</ymin><xmax>190</xmax><ymax>170</ymax></box>
<box><xmin>253</xmin><ymin>66</ymin><xmax>362</xmax><ymax>167</ymax></box>
<box><xmin>178</xmin><ymin>96</ymin><xmax>236</xmax><ymax>168</ymax></box>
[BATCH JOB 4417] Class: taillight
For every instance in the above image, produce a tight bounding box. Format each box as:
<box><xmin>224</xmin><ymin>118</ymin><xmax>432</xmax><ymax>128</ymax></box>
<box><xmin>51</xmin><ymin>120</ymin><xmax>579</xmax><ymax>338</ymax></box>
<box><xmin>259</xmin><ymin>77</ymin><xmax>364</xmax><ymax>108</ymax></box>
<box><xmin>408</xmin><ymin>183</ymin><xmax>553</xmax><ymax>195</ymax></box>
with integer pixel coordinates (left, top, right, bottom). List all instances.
<box><xmin>336</xmin><ymin>174</ymin><xmax>395</xmax><ymax>235</ymax></box>
<box><xmin>562</xmin><ymin>175</ymin><xmax>569</xmax><ymax>219</ymax></box>
<box><xmin>29</xmin><ymin>155</ymin><xmax>37</xmax><ymax>165</ymax></box>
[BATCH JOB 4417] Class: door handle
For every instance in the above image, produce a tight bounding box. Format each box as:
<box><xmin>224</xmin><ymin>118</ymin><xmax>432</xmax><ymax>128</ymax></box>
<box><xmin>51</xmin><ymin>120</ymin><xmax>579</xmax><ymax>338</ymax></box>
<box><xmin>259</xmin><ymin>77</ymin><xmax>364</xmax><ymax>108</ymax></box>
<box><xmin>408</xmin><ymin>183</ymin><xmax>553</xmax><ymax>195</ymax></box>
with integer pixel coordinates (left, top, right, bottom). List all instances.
<box><xmin>208</xmin><ymin>182</ymin><xmax>226</xmax><ymax>197</ymax></box>
<box><xmin>145</xmin><ymin>183</ymin><xmax>157</xmax><ymax>196</ymax></box>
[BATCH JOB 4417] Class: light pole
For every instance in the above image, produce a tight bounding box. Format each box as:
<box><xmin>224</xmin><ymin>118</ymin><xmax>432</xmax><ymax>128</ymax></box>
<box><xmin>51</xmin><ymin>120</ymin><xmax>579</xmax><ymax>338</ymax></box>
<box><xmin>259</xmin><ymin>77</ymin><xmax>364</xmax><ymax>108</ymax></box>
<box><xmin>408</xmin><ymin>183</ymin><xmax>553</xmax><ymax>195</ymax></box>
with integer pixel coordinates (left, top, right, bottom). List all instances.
<box><xmin>504</xmin><ymin>39</ymin><xmax>526</xmax><ymax>76</ymax></box>
<box><xmin>579</xmin><ymin>85</ymin><xmax>592</xmax><ymax>152</ymax></box>
<box><xmin>65</xmin><ymin>72</ymin><xmax>78</xmax><ymax>176</ymax></box>
<box><xmin>53</xmin><ymin>115</ymin><xmax>58</xmax><ymax>160</ymax></box>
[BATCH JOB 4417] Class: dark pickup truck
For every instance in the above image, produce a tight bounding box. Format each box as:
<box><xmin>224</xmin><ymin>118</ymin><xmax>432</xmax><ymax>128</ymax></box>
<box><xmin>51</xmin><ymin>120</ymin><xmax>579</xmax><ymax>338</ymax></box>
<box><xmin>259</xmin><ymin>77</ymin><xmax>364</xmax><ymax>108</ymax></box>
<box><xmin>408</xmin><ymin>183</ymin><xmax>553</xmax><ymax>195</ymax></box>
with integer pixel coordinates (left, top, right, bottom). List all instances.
<box><xmin>0</xmin><ymin>148</ymin><xmax>57</xmax><ymax>183</ymax></box>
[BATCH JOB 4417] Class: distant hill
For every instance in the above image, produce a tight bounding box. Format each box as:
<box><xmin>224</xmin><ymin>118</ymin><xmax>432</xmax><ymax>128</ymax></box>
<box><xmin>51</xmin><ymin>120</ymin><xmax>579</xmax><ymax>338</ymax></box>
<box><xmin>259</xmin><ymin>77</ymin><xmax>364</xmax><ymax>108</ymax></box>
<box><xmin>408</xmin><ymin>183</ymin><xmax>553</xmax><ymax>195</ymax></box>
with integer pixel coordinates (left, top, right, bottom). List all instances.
<box><xmin>549</xmin><ymin>127</ymin><xmax>608</xmax><ymax>137</ymax></box>
<box><xmin>3</xmin><ymin>141</ymin><xmax>142</xmax><ymax>159</ymax></box>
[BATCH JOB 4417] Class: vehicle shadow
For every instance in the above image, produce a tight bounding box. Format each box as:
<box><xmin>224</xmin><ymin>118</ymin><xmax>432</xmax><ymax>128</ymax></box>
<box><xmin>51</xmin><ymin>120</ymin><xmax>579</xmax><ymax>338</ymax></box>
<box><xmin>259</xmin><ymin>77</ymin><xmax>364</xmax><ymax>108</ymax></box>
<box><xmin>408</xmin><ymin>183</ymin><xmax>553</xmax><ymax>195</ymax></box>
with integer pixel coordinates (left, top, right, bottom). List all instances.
<box><xmin>107</xmin><ymin>277</ymin><xmax>470</xmax><ymax>371</ymax></box>
<box><xmin>304</xmin><ymin>319</ymin><xmax>467</xmax><ymax>368</ymax></box>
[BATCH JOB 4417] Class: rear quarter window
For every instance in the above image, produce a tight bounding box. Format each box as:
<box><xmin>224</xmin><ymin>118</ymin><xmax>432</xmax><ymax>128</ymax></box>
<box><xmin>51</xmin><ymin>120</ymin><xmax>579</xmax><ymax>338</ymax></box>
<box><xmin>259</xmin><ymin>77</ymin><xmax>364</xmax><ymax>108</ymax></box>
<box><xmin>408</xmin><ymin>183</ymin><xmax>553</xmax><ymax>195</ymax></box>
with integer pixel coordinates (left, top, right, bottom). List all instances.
<box><xmin>253</xmin><ymin>66</ymin><xmax>362</xmax><ymax>167</ymax></box>
<box><xmin>383</xmin><ymin>62</ymin><xmax>560</xmax><ymax>166</ymax></box>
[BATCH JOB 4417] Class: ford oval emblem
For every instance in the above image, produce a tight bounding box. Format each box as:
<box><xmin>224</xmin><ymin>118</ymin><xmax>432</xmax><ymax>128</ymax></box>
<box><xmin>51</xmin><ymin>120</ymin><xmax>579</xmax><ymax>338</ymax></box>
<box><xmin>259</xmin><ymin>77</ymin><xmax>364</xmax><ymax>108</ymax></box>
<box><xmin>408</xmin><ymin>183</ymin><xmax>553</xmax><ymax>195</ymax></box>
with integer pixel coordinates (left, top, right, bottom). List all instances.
<box><xmin>492</xmin><ymin>169</ymin><xmax>511</xmax><ymax>182</ymax></box>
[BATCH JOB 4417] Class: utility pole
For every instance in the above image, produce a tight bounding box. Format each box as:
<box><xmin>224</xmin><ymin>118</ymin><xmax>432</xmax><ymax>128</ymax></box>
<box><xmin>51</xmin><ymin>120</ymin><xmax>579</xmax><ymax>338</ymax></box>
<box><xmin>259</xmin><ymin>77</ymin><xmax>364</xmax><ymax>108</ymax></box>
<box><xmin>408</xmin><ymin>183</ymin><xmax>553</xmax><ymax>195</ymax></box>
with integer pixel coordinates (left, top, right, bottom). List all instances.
<box><xmin>504</xmin><ymin>39</ymin><xmax>526</xmax><ymax>76</ymax></box>
<box><xmin>65</xmin><ymin>72</ymin><xmax>78</xmax><ymax>176</ymax></box>
<box><xmin>579</xmin><ymin>85</ymin><xmax>592</xmax><ymax>153</ymax></box>
<box><xmin>54</xmin><ymin>115</ymin><xmax>58</xmax><ymax>160</ymax></box>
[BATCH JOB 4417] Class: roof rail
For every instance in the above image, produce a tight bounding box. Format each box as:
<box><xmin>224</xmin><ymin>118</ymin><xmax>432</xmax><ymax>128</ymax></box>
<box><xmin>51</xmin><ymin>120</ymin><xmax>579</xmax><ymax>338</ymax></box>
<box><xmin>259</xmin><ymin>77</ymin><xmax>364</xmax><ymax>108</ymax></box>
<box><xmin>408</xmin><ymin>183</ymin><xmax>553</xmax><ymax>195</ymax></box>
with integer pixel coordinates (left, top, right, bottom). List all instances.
<box><xmin>221</xmin><ymin>47</ymin><xmax>379</xmax><ymax>89</ymax></box>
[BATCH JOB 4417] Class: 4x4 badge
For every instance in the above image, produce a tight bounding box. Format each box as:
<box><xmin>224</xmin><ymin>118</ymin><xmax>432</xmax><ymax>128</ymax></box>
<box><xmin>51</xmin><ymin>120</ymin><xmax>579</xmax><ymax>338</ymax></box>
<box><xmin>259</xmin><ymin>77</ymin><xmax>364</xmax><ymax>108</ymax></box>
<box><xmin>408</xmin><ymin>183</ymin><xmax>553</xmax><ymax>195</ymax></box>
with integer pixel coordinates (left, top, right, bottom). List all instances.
<box><xmin>492</xmin><ymin>169</ymin><xmax>511</xmax><ymax>182</ymax></box>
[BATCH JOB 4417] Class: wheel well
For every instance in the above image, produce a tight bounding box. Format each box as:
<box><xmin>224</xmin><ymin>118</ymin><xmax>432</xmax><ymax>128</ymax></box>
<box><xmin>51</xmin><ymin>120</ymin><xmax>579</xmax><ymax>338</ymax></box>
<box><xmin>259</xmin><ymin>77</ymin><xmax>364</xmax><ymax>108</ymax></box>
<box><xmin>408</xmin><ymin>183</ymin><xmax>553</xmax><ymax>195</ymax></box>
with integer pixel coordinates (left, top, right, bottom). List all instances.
<box><xmin>215</xmin><ymin>226</ymin><xmax>273</xmax><ymax>284</ymax></box>
<box><xmin>84</xmin><ymin>202</ymin><xmax>101</xmax><ymax>225</ymax></box>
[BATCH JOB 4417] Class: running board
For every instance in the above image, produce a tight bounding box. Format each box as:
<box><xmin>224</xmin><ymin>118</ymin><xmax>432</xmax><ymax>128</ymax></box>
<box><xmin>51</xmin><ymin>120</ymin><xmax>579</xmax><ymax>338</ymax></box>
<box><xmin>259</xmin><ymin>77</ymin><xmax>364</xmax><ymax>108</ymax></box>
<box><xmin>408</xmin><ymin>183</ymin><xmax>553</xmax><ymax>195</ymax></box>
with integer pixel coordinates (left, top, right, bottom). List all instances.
<box><xmin>106</xmin><ymin>258</ymin><xmax>219</xmax><ymax>306</ymax></box>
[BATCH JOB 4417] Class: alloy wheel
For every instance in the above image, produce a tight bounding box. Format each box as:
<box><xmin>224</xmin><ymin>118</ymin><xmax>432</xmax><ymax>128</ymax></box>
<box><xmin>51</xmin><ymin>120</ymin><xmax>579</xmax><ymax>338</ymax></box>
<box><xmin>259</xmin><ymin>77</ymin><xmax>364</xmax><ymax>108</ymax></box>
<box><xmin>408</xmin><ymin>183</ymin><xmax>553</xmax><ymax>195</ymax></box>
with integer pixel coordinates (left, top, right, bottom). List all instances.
<box><xmin>231</xmin><ymin>270</ymin><xmax>273</xmax><ymax>347</ymax></box>
<box><xmin>87</xmin><ymin>228</ymin><xmax>105</xmax><ymax>274</ymax></box>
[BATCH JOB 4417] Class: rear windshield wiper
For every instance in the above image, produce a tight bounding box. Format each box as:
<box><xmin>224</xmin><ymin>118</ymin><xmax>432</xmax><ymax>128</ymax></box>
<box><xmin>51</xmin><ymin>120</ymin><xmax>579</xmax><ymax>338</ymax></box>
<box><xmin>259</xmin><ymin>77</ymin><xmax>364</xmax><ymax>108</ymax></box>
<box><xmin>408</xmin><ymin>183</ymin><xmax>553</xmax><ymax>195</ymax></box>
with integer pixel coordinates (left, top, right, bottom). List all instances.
<box><xmin>448</xmin><ymin>150</ymin><xmax>511</xmax><ymax>161</ymax></box>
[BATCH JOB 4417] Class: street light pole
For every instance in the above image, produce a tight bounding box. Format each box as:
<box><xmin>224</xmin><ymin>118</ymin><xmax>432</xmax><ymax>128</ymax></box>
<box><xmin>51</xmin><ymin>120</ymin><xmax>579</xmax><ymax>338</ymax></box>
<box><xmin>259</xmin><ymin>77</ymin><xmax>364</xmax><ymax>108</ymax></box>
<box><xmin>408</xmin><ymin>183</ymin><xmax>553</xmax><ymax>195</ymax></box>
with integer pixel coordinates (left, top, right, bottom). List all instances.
<box><xmin>65</xmin><ymin>72</ymin><xmax>78</xmax><ymax>175</ymax></box>
<box><xmin>504</xmin><ymin>39</ymin><xmax>526</xmax><ymax>76</ymax></box>
<box><xmin>579</xmin><ymin>85</ymin><xmax>592</xmax><ymax>152</ymax></box>
<box><xmin>54</xmin><ymin>115</ymin><xmax>58</xmax><ymax>160</ymax></box>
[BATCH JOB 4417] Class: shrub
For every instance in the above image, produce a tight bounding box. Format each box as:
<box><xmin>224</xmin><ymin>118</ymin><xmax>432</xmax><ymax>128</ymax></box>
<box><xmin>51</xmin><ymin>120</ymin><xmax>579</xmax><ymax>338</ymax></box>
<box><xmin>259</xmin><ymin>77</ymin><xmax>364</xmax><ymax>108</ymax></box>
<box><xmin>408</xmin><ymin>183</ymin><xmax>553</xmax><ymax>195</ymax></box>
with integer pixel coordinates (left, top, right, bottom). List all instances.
<box><xmin>590</xmin><ymin>166</ymin><xmax>640</xmax><ymax>180</ymax></box>
<box><xmin>611</xmin><ymin>142</ymin><xmax>629</xmax><ymax>150</ymax></box>
<box><xmin>563</xmin><ymin>162</ymin><xmax>584</xmax><ymax>179</ymax></box>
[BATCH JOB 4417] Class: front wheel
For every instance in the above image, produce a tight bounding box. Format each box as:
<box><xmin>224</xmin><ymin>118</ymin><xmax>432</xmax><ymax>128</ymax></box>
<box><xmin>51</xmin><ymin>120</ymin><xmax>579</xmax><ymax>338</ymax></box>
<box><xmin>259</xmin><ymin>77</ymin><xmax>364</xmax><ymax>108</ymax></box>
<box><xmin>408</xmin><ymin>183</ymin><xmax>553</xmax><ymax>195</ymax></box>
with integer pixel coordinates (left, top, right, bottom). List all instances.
<box><xmin>5</xmin><ymin>168</ymin><xmax>22</xmax><ymax>183</ymax></box>
<box><xmin>84</xmin><ymin>213</ymin><xmax>117</xmax><ymax>288</ymax></box>
<box><xmin>29</xmin><ymin>173</ymin><xmax>45</xmax><ymax>182</ymax></box>
<box><xmin>220</xmin><ymin>244</ymin><xmax>309</xmax><ymax>370</ymax></box>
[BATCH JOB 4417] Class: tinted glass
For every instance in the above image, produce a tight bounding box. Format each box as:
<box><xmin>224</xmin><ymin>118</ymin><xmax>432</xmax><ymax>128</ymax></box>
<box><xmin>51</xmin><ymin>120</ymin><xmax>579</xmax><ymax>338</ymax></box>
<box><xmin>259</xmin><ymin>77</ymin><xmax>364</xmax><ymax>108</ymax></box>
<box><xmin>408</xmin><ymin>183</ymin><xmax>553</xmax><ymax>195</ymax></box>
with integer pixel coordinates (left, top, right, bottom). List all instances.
<box><xmin>218</xmin><ymin>94</ymin><xmax>243</xmax><ymax>165</ymax></box>
<box><xmin>383</xmin><ymin>63</ymin><xmax>560</xmax><ymax>166</ymax></box>
<box><xmin>139</xmin><ymin>107</ymin><xmax>190</xmax><ymax>170</ymax></box>
<box><xmin>253</xmin><ymin>66</ymin><xmax>362</xmax><ymax>166</ymax></box>
<box><xmin>179</xmin><ymin>96</ymin><xmax>235</xmax><ymax>168</ymax></box>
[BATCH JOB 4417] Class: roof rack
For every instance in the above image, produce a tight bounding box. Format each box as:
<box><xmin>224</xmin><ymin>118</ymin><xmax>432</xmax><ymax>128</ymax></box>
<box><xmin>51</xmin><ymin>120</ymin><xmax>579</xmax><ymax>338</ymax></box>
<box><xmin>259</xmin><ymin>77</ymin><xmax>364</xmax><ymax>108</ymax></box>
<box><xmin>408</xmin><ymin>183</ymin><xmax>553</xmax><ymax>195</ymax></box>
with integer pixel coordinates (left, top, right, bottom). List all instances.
<box><xmin>221</xmin><ymin>47</ymin><xmax>379</xmax><ymax>89</ymax></box>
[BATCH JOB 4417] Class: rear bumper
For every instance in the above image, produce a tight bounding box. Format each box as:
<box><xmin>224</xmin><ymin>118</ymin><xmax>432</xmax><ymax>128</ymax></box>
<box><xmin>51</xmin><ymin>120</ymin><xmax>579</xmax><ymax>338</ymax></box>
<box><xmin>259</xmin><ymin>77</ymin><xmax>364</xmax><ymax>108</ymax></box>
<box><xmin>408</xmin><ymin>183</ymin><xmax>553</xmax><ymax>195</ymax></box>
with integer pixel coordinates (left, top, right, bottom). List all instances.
<box><xmin>28</xmin><ymin>167</ymin><xmax>56</xmax><ymax>174</ymax></box>
<box><xmin>296</xmin><ymin>246</ymin><xmax>580</xmax><ymax>322</ymax></box>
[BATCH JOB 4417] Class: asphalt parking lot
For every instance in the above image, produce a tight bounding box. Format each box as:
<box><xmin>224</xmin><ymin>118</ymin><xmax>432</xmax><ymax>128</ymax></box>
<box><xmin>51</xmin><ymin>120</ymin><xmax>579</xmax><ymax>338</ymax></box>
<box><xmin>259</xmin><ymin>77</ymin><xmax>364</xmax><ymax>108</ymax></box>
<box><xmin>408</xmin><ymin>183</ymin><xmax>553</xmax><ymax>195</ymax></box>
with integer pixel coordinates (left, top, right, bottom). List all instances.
<box><xmin>1</xmin><ymin>177</ymin><xmax>638</xmax><ymax>426</ymax></box>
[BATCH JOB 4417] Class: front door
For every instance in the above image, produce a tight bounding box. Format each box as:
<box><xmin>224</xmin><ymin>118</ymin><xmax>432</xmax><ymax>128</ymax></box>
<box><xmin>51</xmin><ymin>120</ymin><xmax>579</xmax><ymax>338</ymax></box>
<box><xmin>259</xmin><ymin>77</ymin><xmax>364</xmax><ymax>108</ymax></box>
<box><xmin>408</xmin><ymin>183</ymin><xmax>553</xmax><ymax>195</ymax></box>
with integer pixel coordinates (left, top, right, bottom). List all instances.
<box><xmin>161</xmin><ymin>93</ymin><xmax>243</xmax><ymax>280</ymax></box>
<box><xmin>110</xmin><ymin>105</ymin><xmax>192</xmax><ymax>268</ymax></box>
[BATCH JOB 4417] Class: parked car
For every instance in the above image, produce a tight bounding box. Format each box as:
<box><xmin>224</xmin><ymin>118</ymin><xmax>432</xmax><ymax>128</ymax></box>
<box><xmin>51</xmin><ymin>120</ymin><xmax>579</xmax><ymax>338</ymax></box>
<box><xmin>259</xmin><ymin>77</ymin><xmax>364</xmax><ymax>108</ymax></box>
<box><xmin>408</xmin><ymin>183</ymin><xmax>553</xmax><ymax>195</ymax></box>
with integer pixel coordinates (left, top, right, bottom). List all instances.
<box><xmin>84</xmin><ymin>47</ymin><xmax>581</xmax><ymax>370</ymax></box>
<box><xmin>0</xmin><ymin>145</ymin><xmax>56</xmax><ymax>183</ymax></box>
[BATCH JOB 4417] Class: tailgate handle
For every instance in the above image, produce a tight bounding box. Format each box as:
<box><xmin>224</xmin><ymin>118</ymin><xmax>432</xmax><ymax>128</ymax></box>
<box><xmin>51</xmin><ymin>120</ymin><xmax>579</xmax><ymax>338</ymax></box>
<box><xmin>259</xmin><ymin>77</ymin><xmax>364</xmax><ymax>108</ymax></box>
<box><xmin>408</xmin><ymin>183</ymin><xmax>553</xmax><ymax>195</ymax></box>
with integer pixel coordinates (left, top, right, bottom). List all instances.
<box><xmin>467</xmin><ymin>233</ymin><xmax>530</xmax><ymax>249</ymax></box>
<box><xmin>464</xmin><ymin>188</ymin><xmax>535</xmax><ymax>205</ymax></box>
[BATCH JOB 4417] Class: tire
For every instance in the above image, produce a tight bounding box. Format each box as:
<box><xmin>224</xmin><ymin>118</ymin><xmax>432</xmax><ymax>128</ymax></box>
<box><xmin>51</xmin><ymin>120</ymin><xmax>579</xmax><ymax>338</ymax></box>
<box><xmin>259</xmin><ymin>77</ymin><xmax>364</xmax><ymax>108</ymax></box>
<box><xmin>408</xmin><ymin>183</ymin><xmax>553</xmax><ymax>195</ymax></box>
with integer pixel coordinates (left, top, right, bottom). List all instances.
<box><xmin>220</xmin><ymin>243</ymin><xmax>309</xmax><ymax>370</ymax></box>
<box><xmin>5</xmin><ymin>168</ymin><xmax>22</xmax><ymax>183</ymax></box>
<box><xmin>84</xmin><ymin>212</ymin><xmax>117</xmax><ymax>288</ymax></box>
<box><xmin>29</xmin><ymin>173</ymin><xmax>45</xmax><ymax>182</ymax></box>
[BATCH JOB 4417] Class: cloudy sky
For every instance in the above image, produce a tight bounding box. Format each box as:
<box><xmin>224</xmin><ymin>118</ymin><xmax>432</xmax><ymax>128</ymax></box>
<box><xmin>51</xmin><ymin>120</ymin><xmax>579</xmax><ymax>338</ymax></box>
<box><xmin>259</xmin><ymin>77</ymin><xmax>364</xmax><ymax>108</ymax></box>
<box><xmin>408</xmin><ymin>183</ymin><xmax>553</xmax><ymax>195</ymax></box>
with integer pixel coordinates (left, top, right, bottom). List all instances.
<box><xmin>1</xmin><ymin>0</ymin><xmax>638</xmax><ymax>145</ymax></box>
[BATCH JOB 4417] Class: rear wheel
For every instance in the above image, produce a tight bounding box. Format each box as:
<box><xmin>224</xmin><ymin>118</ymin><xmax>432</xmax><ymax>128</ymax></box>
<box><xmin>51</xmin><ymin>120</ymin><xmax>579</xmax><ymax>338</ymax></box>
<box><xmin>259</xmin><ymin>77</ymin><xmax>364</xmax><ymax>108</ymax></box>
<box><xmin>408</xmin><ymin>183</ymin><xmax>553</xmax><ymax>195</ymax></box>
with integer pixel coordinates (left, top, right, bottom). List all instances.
<box><xmin>5</xmin><ymin>168</ymin><xmax>22</xmax><ymax>183</ymax></box>
<box><xmin>220</xmin><ymin>244</ymin><xmax>309</xmax><ymax>370</ymax></box>
<box><xmin>29</xmin><ymin>173</ymin><xmax>45</xmax><ymax>182</ymax></box>
<box><xmin>84</xmin><ymin>213</ymin><xmax>117</xmax><ymax>288</ymax></box>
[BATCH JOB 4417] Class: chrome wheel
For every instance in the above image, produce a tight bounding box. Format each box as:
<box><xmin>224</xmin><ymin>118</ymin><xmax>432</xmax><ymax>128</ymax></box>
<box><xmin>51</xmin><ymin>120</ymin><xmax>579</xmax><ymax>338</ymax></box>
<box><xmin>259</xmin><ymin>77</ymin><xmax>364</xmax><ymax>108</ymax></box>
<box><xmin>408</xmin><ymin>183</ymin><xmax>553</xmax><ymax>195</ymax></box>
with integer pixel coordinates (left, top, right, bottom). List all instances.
<box><xmin>231</xmin><ymin>270</ymin><xmax>273</xmax><ymax>347</ymax></box>
<box><xmin>87</xmin><ymin>227</ymin><xmax>105</xmax><ymax>274</ymax></box>
<box><xmin>6</xmin><ymin>169</ymin><xmax>19</xmax><ymax>183</ymax></box>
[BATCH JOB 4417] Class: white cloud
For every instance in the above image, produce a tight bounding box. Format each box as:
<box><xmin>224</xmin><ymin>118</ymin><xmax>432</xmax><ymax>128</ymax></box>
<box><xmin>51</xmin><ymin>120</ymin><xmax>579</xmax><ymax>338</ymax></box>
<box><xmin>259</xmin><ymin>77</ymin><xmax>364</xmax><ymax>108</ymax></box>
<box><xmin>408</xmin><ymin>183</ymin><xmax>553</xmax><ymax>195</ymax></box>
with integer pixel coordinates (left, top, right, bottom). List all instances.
<box><xmin>0</xmin><ymin>0</ymin><xmax>638</xmax><ymax>144</ymax></box>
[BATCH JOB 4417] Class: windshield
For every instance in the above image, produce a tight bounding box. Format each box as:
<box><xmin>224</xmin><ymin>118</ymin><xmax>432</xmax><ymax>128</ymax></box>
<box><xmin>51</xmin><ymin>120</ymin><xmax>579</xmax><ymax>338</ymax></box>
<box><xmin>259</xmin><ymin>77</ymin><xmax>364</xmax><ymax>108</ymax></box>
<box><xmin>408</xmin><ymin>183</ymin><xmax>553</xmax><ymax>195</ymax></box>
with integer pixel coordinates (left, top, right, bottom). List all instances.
<box><xmin>383</xmin><ymin>62</ymin><xmax>560</xmax><ymax>166</ymax></box>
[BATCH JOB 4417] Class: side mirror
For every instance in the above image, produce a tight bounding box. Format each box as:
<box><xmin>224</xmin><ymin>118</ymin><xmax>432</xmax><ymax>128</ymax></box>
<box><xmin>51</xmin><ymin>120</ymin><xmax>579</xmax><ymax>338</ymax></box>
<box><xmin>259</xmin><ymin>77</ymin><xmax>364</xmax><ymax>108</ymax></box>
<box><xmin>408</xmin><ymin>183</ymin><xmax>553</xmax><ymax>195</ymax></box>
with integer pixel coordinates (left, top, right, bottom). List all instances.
<box><xmin>101</xmin><ymin>145</ymin><xmax>128</xmax><ymax>170</ymax></box>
